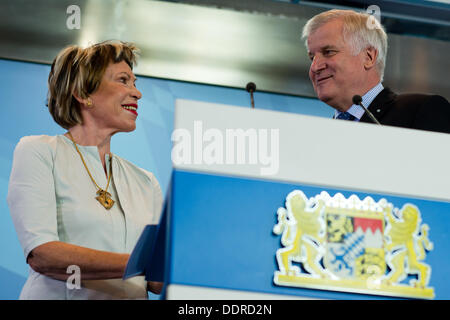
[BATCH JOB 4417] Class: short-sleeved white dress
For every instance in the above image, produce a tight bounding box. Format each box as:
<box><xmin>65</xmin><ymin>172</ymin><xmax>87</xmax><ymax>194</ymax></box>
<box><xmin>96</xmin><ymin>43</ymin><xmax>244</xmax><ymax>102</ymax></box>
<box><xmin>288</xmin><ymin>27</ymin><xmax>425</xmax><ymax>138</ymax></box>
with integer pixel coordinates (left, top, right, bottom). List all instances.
<box><xmin>7</xmin><ymin>135</ymin><xmax>163</xmax><ymax>299</ymax></box>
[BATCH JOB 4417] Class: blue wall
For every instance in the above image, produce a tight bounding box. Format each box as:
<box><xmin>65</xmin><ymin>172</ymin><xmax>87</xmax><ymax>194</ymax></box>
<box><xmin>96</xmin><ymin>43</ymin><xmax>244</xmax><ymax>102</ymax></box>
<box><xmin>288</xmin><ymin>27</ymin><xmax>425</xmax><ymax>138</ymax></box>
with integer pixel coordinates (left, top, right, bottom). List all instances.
<box><xmin>0</xmin><ymin>58</ymin><xmax>332</xmax><ymax>299</ymax></box>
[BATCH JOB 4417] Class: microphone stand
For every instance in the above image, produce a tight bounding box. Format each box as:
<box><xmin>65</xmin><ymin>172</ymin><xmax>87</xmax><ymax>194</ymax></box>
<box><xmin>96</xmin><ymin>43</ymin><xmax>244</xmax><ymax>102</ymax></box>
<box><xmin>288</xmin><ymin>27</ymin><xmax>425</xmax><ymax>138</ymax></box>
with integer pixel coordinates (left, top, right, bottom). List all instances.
<box><xmin>352</xmin><ymin>95</ymin><xmax>381</xmax><ymax>125</ymax></box>
<box><xmin>246</xmin><ymin>82</ymin><xmax>256</xmax><ymax>109</ymax></box>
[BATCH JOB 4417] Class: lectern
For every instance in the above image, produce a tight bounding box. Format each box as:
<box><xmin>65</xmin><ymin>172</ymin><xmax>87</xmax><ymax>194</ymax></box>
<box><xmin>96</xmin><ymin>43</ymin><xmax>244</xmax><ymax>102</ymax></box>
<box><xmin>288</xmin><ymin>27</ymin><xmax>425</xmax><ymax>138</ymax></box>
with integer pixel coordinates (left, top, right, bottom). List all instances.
<box><xmin>130</xmin><ymin>99</ymin><xmax>450</xmax><ymax>300</ymax></box>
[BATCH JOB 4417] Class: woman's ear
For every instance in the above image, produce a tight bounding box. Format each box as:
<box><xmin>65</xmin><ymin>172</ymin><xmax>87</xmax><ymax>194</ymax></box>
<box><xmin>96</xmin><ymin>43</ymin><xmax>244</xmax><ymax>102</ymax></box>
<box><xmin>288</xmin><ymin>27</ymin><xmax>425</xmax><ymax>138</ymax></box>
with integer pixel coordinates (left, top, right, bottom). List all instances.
<box><xmin>364</xmin><ymin>46</ymin><xmax>378</xmax><ymax>70</ymax></box>
<box><xmin>73</xmin><ymin>92</ymin><xmax>93</xmax><ymax>108</ymax></box>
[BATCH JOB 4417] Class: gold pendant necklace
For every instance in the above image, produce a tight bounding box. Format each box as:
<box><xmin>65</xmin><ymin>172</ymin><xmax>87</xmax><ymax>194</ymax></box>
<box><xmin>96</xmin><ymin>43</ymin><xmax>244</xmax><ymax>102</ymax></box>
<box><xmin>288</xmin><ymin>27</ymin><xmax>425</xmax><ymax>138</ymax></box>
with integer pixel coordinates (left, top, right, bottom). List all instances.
<box><xmin>67</xmin><ymin>132</ymin><xmax>115</xmax><ymax>210</ymax></box>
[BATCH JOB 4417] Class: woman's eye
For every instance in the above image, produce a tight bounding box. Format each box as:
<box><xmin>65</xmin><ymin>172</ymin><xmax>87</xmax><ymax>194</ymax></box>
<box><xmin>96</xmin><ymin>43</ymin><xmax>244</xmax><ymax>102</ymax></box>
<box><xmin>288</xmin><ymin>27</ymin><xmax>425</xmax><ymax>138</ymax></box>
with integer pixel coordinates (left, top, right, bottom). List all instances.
<box><xmin>119</xmin><ymin>77</ymin><xmax>128</xmax><ymax>84</ymax></box>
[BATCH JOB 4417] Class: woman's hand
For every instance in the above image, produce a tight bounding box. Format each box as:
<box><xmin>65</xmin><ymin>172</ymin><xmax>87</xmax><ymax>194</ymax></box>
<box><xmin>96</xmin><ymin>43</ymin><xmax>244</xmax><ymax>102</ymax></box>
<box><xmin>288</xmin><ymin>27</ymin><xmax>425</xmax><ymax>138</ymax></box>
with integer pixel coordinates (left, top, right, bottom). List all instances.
<box><xmin>147</xmin><ymin>281</ymin><xmax>164</xmax><ymax>294</ymax></box>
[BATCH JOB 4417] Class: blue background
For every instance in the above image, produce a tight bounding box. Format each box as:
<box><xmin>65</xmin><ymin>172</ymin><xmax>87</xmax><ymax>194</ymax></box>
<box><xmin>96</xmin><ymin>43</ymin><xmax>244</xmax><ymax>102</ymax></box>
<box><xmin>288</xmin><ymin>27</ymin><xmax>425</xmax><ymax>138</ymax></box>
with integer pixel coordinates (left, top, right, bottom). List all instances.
<box><xmin>0</xmin><ymin>58</ymin><xmax>332</xmax><ymax>299</ymax></box>
<box><xmin>169</xmin><ymin>170</ymin><xmax>449</xmax><ymax>300</ymax></box>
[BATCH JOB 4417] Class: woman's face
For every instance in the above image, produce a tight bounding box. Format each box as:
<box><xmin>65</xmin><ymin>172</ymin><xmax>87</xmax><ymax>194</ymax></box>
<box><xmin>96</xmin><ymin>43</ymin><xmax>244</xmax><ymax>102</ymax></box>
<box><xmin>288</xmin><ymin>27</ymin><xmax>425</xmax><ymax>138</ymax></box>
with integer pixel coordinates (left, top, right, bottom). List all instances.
<box><xmin>87</xmin><ymin>60</ymin><xmax>142</xmax><ymax>134</ymax></box>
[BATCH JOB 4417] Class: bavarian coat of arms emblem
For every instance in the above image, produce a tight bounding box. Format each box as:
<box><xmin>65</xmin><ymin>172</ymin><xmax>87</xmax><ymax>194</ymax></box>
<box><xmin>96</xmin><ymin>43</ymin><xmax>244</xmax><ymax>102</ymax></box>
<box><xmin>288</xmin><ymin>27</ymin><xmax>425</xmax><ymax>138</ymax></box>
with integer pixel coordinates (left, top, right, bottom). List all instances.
<box><xmin>273</xmin><ymin>190</ymin><xmax>434</xmax><ymax>299</ymax></box>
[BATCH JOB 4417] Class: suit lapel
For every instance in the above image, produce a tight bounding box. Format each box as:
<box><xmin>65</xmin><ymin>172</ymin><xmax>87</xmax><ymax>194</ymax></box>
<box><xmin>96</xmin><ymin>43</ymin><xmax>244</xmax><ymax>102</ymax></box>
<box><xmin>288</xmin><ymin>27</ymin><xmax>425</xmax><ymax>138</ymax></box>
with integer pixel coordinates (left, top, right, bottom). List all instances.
<box><xmin>360</xmin><ymin>87</ymin><xmax>396</xmax><ymax>123</ymax></box>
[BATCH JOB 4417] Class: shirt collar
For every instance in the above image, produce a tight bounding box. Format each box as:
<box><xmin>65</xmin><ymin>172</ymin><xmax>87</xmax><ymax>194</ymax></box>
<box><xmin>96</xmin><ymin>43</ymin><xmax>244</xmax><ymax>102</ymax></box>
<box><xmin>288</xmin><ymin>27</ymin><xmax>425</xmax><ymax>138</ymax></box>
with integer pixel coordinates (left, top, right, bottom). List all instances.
<box><xmin>334</xmin><ymin>82</ymin><xmax>384</xmax><ymax>121</ymax></box>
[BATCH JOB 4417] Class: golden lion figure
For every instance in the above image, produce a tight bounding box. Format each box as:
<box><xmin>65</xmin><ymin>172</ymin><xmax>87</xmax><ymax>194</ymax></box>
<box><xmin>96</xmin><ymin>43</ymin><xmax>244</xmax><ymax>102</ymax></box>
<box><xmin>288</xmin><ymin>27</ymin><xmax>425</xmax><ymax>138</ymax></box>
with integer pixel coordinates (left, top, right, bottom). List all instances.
<box><xmin>384</xmin><ymin>204</ymin><xmax>433</xmax><ymax>288</ymax></box>
<box><xmin>273</xmin><ymin>191</ymin><xmax>327</xmax><ymax>277</ymax></box>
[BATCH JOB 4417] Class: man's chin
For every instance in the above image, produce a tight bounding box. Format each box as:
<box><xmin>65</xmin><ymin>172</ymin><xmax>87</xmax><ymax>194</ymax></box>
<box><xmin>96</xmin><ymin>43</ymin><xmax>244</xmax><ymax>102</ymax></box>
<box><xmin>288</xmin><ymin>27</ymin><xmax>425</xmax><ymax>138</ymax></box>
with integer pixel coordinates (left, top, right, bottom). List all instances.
<box><xmin>317</xmin><ymin>94</ymin><xmax>345</xmax><ymax>111</ymax></box>
<box><xmin>316</xmin><ymin>91</ymin><xmax>333</xmax><ymax>104</ymax></box>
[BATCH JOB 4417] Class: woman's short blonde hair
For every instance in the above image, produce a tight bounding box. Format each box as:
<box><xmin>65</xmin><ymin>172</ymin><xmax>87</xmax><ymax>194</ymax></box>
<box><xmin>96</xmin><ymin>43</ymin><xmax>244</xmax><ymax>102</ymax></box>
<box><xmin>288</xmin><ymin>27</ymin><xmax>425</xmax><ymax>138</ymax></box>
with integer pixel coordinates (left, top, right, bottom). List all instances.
<box><xmin>302</xmin><ymin>9</ymin><xmax>388</xmax><ymax>81</ymax></box>
<box><xmin>47</xmin><ymin>40</ymin><xmax>140</xmax><ymax>129</ymax></box>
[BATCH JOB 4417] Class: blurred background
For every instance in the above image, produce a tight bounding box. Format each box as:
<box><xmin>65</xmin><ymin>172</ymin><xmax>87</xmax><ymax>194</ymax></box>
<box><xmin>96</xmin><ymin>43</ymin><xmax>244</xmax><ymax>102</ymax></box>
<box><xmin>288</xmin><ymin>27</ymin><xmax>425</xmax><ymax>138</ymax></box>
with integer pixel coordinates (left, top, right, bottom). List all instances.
<box><xmin>0</xmin><ymin>0</ymin><xmax>449</xmax><ymax>299</ymax></box>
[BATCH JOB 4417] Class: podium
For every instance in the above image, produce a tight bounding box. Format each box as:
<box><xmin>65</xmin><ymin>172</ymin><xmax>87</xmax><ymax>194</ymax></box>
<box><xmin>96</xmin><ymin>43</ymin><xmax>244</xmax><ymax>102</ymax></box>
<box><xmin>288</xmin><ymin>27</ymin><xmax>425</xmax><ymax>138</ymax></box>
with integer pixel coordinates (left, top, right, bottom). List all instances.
<box><xmin>134</xmin><ymin>99</ymin><xmax>450</xmax><ymax>300</ymax></box>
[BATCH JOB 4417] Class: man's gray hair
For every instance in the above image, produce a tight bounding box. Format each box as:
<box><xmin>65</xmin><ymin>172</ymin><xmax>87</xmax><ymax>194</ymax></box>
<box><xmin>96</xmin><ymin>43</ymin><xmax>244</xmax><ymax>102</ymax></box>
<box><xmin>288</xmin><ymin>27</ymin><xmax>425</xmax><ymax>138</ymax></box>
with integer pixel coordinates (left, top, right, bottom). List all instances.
<box><xmin>302</xmin><ymin>9</ymin><xmax>388</xmax><ymax>81</ymax></box>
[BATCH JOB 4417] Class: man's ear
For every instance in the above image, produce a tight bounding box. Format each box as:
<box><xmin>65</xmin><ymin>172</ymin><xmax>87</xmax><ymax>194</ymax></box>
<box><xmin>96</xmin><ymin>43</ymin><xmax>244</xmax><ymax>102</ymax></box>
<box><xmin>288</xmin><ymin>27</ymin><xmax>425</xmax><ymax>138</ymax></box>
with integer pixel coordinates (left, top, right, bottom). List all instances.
<box><xmin>364</xmin><ymin>46</ymin><xmax>378</xmax><ymax>70</ymax></box>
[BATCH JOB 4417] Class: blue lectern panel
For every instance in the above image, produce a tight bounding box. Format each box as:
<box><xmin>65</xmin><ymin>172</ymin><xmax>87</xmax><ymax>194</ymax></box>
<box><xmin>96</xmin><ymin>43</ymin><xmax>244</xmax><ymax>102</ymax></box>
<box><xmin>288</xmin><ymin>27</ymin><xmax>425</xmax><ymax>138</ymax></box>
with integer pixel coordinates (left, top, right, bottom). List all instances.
<box><xmin>168</xmin><ymin>169</ymin><xmax>450</xmax><ymax>299</ymax></box>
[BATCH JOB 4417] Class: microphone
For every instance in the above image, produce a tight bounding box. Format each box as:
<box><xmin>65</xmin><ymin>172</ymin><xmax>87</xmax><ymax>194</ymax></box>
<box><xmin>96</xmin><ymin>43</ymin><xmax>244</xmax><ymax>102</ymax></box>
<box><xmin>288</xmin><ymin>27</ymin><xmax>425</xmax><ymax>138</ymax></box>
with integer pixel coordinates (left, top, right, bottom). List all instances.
<box><xmin>352</xmin><ymin>95</ymin><xmax>381</xmax><ymax>125</ymax></box>
<box><xmin>246</xmin><ymin>82</ymin><xmax>256</xmax><ymax>109</ymax></box>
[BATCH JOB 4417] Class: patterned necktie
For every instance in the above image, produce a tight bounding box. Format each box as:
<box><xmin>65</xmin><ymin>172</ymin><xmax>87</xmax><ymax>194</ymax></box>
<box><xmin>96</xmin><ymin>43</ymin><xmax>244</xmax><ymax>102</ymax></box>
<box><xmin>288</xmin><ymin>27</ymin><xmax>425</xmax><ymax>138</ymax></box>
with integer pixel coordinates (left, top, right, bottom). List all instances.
<box><xmin>336</xmin><ymin>112</ymin><xmax>356</xmax><ymax>121</ymax></box>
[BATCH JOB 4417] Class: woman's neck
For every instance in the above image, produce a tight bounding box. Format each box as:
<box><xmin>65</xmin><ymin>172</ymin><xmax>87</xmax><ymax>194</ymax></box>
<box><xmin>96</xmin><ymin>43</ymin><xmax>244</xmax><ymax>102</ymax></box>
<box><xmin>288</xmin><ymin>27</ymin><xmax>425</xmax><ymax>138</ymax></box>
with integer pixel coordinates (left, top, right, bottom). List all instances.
<box><xmin>66</xmin><ymin>125</ymin><xmax>114</xmax><ymax>173</ymax></box>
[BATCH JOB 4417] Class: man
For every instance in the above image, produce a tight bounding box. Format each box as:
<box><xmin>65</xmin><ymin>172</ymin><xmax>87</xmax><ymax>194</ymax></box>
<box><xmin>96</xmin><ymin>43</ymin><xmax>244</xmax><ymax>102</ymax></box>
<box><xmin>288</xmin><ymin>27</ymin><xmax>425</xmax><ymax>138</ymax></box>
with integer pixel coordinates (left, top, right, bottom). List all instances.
<box><xmin>302</xmin><ymin>9</ymin><xmax>450</xmax><ymax>134</ymax></box>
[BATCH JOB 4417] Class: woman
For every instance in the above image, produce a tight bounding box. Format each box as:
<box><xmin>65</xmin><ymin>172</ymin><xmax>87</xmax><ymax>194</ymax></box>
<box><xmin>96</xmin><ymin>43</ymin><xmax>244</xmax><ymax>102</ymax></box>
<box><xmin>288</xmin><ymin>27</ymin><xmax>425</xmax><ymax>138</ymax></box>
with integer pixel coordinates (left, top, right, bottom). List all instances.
<box><xmin>7</xmin><ymin>40</ymin><xmax>163</xmax><ymax>299</ymax></box>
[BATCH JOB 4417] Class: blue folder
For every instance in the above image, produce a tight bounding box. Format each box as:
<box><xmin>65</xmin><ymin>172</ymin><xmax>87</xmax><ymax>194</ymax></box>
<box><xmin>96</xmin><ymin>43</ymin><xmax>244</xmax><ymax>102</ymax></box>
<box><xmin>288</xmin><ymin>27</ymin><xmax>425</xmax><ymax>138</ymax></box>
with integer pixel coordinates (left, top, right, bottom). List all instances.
<box><xmin>122</xmin><ymin>201</ymin><xmax>167</xmax><ymax>282</ymax></box>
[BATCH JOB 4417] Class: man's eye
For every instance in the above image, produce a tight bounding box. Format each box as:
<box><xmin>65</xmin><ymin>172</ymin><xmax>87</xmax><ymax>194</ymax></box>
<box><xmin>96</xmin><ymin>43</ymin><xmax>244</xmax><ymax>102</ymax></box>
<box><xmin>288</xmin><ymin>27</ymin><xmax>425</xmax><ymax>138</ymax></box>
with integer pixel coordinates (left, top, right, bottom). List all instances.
<box><xmin>119</xmin><ymin>77</ymin><xmax>128</xmax><ymax>83</ymax></box>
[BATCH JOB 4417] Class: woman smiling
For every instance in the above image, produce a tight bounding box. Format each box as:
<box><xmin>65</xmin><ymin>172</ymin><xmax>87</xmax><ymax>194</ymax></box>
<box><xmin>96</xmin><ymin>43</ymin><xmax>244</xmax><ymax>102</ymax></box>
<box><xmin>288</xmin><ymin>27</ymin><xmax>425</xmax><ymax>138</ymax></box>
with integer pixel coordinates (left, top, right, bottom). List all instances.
<box><xmin>7</xmin><ymin>40</ymin><xmax>163</xmax><ymax>299</ymax></box>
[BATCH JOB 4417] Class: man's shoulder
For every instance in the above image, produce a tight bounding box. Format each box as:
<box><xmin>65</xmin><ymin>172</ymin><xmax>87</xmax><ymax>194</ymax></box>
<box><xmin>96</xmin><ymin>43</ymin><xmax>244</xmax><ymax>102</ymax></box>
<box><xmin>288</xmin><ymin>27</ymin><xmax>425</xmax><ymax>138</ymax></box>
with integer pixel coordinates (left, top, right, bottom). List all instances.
<box><xmin>396</xmin><ymin>92</ymin><xmax>447</xmax><ymax>104</ymax></box>
<box><xmin>381</xmin><ymin>88</ymin><xmax>449</xmax><ymax>107</ymax></box>
<box><xmin>371</xmin><ymin>88</ymin><xmax>449</xmax><ymax>115</ymax></box>
<box><xmin>373</xmin><ymin>88</ymin><xmax>450</xmax><ymax>133</ymax></box>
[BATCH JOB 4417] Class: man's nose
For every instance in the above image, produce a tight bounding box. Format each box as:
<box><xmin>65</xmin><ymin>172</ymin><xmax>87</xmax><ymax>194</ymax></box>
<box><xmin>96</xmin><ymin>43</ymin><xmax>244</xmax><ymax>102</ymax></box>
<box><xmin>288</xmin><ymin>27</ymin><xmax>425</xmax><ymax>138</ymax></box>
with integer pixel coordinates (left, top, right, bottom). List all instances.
<box><xmin>310</xmin><ymin>56</ymin><xmax>326</xmax><ymax>74</ymax></box>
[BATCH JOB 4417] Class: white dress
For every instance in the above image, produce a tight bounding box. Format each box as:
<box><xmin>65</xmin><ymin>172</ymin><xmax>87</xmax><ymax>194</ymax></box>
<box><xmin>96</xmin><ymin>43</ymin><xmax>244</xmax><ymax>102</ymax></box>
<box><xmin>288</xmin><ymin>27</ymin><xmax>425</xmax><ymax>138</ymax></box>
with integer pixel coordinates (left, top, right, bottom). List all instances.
<box><xmin>7</xmin><ymin>135</ymin><xmax>163</xmax><ymax>299</ymax></box>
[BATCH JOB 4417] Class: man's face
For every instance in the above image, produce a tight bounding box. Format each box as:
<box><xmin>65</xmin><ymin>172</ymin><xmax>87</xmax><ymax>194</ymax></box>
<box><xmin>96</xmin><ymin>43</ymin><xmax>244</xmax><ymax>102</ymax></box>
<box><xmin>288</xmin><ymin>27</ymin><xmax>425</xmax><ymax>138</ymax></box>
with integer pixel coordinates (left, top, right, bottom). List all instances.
<box><xmin>307</xmin><ymin>19</ymin><xmax>367</xmax><ymax>111</ymax></box>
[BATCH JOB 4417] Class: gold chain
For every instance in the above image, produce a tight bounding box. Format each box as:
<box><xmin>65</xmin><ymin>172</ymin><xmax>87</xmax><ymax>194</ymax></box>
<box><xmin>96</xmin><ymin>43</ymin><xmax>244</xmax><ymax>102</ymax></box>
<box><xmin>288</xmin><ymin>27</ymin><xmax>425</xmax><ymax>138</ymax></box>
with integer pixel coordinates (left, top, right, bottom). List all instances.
<box><xmin>67</xmin><ymin>132</ymin><xmax>115</xmax><ymax>210</ymax></box>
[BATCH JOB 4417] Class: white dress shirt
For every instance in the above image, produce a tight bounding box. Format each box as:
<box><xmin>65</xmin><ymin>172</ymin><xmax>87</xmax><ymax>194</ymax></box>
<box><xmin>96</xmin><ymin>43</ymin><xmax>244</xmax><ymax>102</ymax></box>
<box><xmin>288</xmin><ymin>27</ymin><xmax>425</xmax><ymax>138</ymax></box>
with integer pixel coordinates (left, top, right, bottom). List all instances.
<box><xmin>7</xmin><ymin>135</ymin><xmax>163</xmax><ymax>299</ymax></box>
<box><xmin>334</xmin><ymin>82</ymin><xmax>384</xmax><ymax>121</ymax></box>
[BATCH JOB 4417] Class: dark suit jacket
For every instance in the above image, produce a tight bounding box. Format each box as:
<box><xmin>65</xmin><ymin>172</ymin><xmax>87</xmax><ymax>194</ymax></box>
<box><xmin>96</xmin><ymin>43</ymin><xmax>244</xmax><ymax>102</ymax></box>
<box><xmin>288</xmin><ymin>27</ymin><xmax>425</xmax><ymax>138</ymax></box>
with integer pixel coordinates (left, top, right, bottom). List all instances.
<box><xmin>360</xmin><ymin>87</ymin><xmax>450</xmax><ymax>134</ymax></box>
